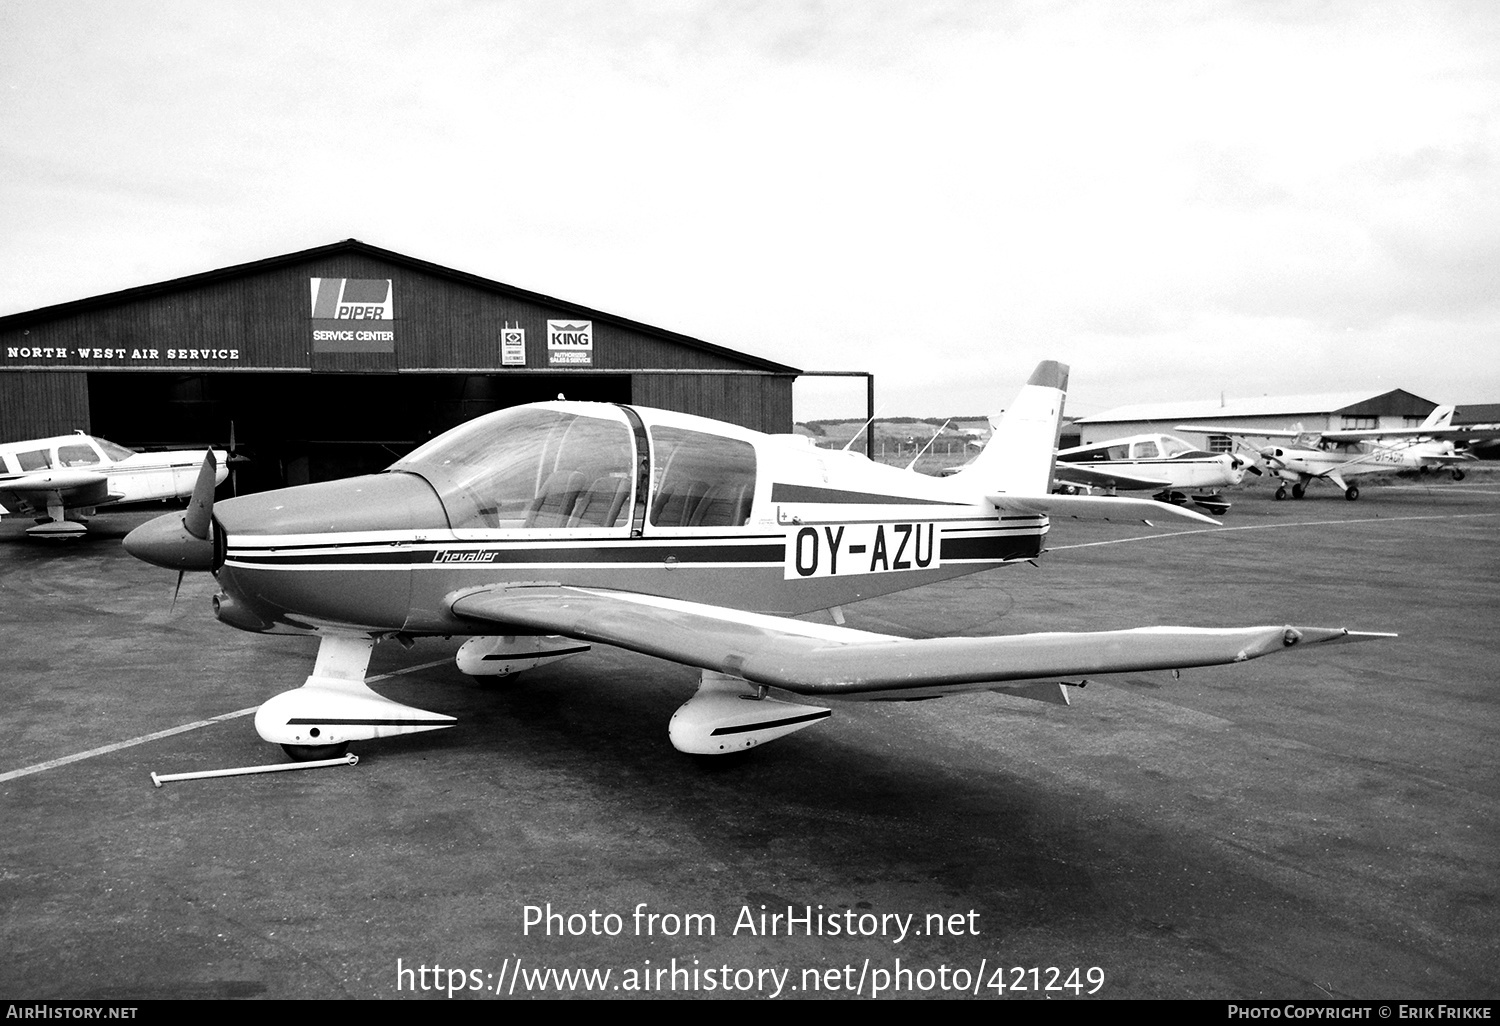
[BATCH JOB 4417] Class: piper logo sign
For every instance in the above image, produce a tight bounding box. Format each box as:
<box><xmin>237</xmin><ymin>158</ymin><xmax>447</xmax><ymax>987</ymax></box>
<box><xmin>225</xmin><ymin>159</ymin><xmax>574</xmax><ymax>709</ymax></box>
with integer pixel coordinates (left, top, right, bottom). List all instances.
<box><xmin>547</xmin><ymin>320</ymin><xmax>593</xmax><ymax>366</ymax></box>
<box><xmin>310</xmin><ymin>278</ymin><xmax>396</xmax><ymax>352</ymax></box>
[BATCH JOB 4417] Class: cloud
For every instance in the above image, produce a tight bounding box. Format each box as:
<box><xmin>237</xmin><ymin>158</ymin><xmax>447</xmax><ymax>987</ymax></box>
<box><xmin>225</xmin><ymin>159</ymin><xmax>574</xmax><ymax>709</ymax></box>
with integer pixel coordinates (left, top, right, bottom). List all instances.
<box><xmin>3</xmin><ymin>0</ymin><xmax>1499</xmax><ymax>415</ymax></box>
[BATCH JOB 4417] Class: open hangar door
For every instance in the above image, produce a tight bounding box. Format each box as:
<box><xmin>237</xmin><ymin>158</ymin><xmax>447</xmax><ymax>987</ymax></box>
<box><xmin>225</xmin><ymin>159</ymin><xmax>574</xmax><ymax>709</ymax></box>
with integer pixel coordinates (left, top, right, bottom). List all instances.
<box><xmin>88</xmin><ymin>372</ymin><xmax>631</xmax><ymax>492</ymax></box>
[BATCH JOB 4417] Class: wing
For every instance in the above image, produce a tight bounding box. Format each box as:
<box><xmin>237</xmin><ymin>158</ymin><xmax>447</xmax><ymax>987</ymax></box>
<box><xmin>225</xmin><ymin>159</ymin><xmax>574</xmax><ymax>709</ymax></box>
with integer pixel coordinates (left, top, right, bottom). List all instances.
<box><xmin>1176</xmin><ymin>423</ymin><xmax>1309</xmax><ymax>439</ymax></box>
<box><xmin>1319</xmin><ymin>426</ymin><xmax>1500</xmax><ymax>443</ymax></box>
<box><xmin>448</xmin><ymin>585</ymin><xmax>1393</xmax><ymax>700</ymax></box>
<box><xmin>1053</xmin><ymin>462</ymin><xmax>1172</xmax><ymax>491</ymax></box>
<box><xmin>0</xmin><ymin>470</ymin><xmax>117</xmax><ymax>509</ymax></box>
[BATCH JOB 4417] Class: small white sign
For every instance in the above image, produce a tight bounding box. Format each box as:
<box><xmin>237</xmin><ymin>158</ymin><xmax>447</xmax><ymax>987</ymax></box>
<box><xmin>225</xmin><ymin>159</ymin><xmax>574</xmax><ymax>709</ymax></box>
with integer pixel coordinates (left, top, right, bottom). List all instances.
<box><xmin>501</xmin><ymin>325</ymin><xmax>526</xmax><ymax>366</ymax></box>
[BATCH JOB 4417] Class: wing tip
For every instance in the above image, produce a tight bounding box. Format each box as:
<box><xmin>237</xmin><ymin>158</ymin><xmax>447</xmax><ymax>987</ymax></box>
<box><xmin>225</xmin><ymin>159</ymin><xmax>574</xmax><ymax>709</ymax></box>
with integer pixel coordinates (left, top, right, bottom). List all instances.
<box><xmin>1290</xmin><ymin>626</ymin><xmax>1398</xmax><ymax>647</ymax></box>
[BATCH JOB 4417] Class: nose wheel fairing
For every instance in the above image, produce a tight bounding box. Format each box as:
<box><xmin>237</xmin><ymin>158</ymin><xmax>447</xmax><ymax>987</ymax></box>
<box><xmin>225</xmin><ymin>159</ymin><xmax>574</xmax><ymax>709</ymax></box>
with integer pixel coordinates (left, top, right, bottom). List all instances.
<box><xmin>253</xmin><ymin>634</ymin><xmax>455</xmax><ymax>754</ymax></box>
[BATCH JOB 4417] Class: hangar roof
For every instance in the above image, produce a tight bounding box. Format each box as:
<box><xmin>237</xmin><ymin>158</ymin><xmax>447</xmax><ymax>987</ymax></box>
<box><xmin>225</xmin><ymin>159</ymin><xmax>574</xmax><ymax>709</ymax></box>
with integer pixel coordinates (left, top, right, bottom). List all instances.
<box><xmin>0</xmin><ymin>238</ymin><xmax>801</xmax><ymax>375</ymax></box>
<box><xmin>1077</xmin><ymin>389</ymin><xmax>1435</xmax><ymax>424</ymax></box>
<box><xmin>1456</xmin><ymin>403</ymin><xmax>1500</xmax><ymax>425</ymax></box>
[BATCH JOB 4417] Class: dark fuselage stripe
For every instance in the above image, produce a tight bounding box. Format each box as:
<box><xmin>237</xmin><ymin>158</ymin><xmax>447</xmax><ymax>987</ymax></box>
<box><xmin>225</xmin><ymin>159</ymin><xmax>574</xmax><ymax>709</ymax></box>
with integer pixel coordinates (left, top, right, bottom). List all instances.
<box><xmin>225</xmin><ymin>532</ymin><xmax>1039</xmax><ymax>567</ymax></box>
<box><xmin>228</xmin><ymin>543</ymin><xmax>789</xmax><ymax>566</ymax></box>
<box><xmin>770</xmin><ymin>483</ymin><xmax>955</xmax><ymax>505</ymax></box>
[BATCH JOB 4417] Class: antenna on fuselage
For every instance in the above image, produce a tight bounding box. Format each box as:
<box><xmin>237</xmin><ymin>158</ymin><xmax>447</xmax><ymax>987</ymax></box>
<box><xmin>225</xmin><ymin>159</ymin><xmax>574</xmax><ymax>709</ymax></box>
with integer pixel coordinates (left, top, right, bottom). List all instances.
<box><xmin>840</xmin><ymin>417</ymin><xmax>874</xmax><ymax>451</ymax></box>
<box><xmin>906</xmin><ymin>420</ymin><xmax>951</xmax><ymax>471</ymax></box>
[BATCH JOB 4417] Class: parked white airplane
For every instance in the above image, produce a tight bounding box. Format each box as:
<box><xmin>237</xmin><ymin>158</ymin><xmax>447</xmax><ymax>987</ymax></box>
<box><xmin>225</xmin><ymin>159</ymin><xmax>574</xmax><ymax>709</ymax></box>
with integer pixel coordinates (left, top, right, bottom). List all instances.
<box><xmin>0</xmin><ymin>432</ymin><xmax>228</xmax><ymax>537</ymax></box>
<box><xmin>1053</xmin><ymin>433</ymin><xmax>1257</xmax><ymax>515</ymax></box>
<box><xmin>1179</xmin><ymin>407</ymin><xmax>1500</xmax><ymax>501</ymax></box>
<box><xmin>124</xmin><ymin>361</ymin><xmax>1391</xmax><ymax>763</ymax></box>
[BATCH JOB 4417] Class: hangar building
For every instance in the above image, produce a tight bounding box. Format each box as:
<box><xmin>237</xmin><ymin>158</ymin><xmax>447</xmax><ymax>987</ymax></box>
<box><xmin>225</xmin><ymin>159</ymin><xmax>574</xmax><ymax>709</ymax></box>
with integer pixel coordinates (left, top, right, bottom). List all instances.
<box><xmin>1076</xmin><ymin>390</ymin><xmax>1439</xmax><ymax>451</ymax></box>
<box><xmin>0</xmin><ymin>239</ymin><xmax>802</xmax><ymax>491</ymax></box>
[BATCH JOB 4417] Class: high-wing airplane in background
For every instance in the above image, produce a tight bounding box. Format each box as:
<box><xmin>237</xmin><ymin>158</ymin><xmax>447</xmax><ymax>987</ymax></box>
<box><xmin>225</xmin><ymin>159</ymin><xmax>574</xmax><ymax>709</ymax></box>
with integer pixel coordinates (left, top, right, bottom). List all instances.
<box><xmin>1179</xmin><ymin>406</ymin><xmax>1500</xmax><ymax>501</ymax></box>
<box><xmin>0</xmin><ymin>433</ymin><xmax>228</xmax><ymax>537</ymax></box>
<box><xmin>1052</xmin><ymin>433</ymin><xmax>1258</xmax><ymax>515</ymax></box>
<box><xmin>125</xmin><ymin>362</ymin><xmax>1390</xmax><ymax>763</ymax></box>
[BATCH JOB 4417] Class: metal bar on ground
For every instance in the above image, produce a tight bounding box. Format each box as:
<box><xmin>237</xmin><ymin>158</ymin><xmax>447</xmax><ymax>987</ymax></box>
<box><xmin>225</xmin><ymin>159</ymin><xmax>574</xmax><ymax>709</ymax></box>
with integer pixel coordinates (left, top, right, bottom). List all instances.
<box><xmin>151</xmin><ymin>753</ymin><xmax>358</xmax><ymax>787</ymax></box>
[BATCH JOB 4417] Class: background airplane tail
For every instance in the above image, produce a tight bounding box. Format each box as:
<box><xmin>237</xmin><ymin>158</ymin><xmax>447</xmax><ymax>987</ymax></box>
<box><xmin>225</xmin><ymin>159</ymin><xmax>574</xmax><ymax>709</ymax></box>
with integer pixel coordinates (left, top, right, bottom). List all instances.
<box><xmin>1423</xmin><ymin>405</ymin><xmax>1455</xmax><ymax>429</ymax></box>
<box><xmin>951</xmin><ymin>360</ymin><xmax>1067</xmax><ymax>495</ymax></box>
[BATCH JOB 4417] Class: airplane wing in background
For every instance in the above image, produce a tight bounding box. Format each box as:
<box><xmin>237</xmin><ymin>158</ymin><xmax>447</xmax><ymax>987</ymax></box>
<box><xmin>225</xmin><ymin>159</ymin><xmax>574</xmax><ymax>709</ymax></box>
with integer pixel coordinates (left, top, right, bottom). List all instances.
<box><xmin>0</xmin><ymin>470</ymin><xmax>119</xmax><ymax>508</ymax></box>
<box><xmin>1175</xmin><ymin>424</ymin><xmax>1309</xmax><ymax>440</ymax></box>
<box><xmin>448</xmin><ymin>585</ymin><xmax>1393</xmax><ymax>702</ymax></box>
<box><xmin>1317</xmin><ymin>426</ymin><xmax>1500</xmax><ymax>443</ymax></box>
<box><xmin>1053</xmin><ymin>462</ymin><xmax>1173</xmax><ymax>492</ymax></box>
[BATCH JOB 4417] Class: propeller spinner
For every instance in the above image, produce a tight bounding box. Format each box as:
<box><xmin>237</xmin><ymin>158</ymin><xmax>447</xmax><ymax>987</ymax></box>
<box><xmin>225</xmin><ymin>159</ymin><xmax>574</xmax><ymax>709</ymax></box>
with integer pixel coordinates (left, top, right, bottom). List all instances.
<box><xmin>123</xmin><ymin>450</ymin><xmax>221</xmax><ymax>572</ymax></box>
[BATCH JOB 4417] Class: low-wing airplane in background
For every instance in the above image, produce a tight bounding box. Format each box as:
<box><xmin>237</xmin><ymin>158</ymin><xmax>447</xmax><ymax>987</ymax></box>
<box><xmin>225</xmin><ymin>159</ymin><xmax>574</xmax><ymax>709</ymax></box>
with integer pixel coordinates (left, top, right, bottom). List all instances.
<box><xmin>1179</xmin><ymin>407</ymin><xmax>1500</xmax><ymax>501</ymax></box>
<box><xmin>125</xmin><ymin>362</ymin><xmax>1391</xmax><ymax>762</ymax></box>
<box><xmin>1052</xmin><ymin>433</ymin><xmax>1258</xmax><ymax>516</ymax></box>
<box><xmin>0</xmin><ymin>432</ymin><xmax>228</xmax><ymax>537</ymax></box>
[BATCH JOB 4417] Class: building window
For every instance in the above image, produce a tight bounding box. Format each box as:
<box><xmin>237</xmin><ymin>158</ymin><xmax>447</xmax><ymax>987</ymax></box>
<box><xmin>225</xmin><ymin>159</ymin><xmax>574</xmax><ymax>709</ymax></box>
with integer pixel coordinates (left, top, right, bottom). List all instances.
<box><xmin>1340</xmin><ymin>416</ymin><xmax>1377</xmax><ymax>430</ymax></box>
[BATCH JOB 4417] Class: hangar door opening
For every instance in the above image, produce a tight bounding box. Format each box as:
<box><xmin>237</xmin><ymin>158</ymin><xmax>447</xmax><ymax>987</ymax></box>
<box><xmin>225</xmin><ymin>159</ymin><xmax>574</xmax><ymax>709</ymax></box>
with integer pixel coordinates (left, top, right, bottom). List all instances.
<box><xmin>89</xmin><ymin>372</ymin><xmax>631</xmax><ymax>492</ymax></box>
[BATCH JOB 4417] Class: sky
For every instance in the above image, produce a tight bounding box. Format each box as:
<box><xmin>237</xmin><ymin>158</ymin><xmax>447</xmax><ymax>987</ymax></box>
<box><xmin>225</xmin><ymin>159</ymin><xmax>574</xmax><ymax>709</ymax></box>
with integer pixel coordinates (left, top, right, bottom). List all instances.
<box><xmin>3</xmin><ymin>0</ymin><xmax>1499</xmax><ymax>422</ymax></box>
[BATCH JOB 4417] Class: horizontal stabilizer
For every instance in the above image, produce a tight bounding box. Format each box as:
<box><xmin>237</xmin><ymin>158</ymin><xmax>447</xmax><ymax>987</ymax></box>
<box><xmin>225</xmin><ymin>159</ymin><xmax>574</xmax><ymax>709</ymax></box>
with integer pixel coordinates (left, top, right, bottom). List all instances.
<box><xmin>988</xmin><ymin>492</ymin><xmax>1221</xmax><ymax>525</ymax></box>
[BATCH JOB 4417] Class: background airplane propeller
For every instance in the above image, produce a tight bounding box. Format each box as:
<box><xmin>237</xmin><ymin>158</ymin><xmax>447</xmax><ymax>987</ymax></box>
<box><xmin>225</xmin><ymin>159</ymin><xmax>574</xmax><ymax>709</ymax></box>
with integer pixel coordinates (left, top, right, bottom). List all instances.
<box><xmin>1227</xmin><ymin>442</ymin><xmax>1265</xmax><ymax>476</ymax></box>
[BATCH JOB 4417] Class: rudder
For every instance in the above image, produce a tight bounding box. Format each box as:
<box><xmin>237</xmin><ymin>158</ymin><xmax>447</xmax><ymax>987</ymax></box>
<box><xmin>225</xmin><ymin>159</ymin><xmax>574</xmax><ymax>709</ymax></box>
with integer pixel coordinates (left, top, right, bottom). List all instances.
<box><xmin>952</xmin><ymin>361</ymin><xmax>1068</xmax><ymax>495</ymax></box>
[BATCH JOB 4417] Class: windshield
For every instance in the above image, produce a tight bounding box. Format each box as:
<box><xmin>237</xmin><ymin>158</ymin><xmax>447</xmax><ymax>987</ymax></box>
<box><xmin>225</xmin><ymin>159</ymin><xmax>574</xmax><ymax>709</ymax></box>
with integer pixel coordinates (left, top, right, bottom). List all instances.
<box><xmin>93</xmin><ymin>438</ymin><xmax>136</xmax><ymax>461</ymax></box>
<box><xmin>392</xmin><ymin>406</ymin><xmax>636</xmax><ymax>530</ymax></box>
<box><xmin>1160</xmin><ymin>436</ymin><xmax>1215</xmax><ymax>459</ymax></box>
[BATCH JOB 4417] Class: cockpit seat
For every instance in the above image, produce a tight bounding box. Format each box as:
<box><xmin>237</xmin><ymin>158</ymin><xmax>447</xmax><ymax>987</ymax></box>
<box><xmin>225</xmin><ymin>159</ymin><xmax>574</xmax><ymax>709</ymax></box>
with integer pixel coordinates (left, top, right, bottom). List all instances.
<box><xmin>525</xmin><ymin>471</ymin><xmax>588</xmax><ymax>528</ymax></box>
<box><xmin>569</xmin><ymin>476</ymin><xmax>630</xmax><ymax>528</ymax></box>
<box><xmin>651</xmin><ymin>479</ymin><xmax>709</xmax><ymax>527</ymax></box>
<box><xmin>689</xmin><ymin>483</ymin><xmax>752</xmax><ymax>527</ymax></box>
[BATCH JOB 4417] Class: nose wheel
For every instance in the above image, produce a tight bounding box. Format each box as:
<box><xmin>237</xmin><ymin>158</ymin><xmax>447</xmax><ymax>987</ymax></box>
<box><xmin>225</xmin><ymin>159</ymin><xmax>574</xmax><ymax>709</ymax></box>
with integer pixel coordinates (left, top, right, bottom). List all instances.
<box><xmin>282</xmin><ymin>741</ymin><xmax>352</xmax><ymax>762</ymax></box>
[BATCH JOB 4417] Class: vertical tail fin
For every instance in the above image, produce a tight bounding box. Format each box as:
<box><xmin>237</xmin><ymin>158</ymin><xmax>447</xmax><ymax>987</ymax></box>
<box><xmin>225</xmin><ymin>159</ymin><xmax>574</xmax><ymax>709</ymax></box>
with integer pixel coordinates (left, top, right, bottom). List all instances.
<box><xmin>1422</xmin><ymin>405</ymin><xmax>1455</xmax><ymax>429</ymax></box>
<box><xmin>951</xmin><ymin>361</ymin><xmax>1068</xmax><ymax>494</ymax></box>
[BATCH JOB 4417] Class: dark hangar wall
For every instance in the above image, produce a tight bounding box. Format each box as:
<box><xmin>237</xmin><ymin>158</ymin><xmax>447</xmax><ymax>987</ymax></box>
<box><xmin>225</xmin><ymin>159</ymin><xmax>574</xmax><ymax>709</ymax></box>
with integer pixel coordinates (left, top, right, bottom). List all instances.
<box><xmin>0</xmin><ymin>240</ymin><xmax>798</xmax><ymax>484</ymax></box>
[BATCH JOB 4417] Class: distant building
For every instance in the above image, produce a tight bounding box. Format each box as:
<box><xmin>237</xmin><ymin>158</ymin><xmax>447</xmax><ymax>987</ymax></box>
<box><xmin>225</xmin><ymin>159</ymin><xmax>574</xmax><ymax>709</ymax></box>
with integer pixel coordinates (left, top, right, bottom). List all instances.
<box><xmin>1076</xmin><ymin>390</ymin><xmax>1438</xmax><ymax>452</ymax></box>
<box><xmin>0</xmin><ymin>239</ymin><xmax>803</xmax><ymax>490</ymax></box>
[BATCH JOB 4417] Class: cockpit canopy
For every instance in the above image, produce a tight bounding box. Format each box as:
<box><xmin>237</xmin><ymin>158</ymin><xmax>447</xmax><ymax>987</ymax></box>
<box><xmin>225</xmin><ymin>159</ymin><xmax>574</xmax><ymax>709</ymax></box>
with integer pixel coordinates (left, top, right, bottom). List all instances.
<box><xmin>5</xmin><ymin>436</ymin><xmax>135</xmax><ymax>473</ymax></box>
<box><xmin>390</xmin><ymin>403</ymin><xmax>757</xmax><ymax>532</ymax></box>
<box><xmin>1064</xmin><ymin>434</ymin><xmax>1215</xmax><ymax>463</ymax></box>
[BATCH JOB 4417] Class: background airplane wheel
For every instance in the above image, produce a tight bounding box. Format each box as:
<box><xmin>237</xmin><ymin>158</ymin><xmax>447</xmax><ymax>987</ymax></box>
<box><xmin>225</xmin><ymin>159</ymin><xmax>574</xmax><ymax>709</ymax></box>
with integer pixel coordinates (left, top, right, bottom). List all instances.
<box><xmin>1292</xmin><ymin>483</ymin><xmax>1305</xmax><ymax>499</ymax></box>
<box><xmin>1345</xmin><ymin>485</ymin><xmax>1360</xmax><ymax>501</ymax></box>
<box><xmin>1454</xmin><ymin>469</ymin><xmax>1466</xmax><ymax>481</ymax></box>
<box><xmin>281</xmin><ymin>742</ymin><xmax>351</xmax><ymax>762</ymax></box>
<box><xmin>1275</xmin><ymin>487</ymin><xmax>1287</xmax><ymax>500</ymax></box>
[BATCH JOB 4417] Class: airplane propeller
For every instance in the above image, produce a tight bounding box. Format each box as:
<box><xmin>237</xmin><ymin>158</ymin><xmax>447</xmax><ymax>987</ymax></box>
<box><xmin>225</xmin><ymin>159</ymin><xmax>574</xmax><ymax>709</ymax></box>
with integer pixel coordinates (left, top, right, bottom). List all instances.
<box><xmin>1229</xmin><ymin>451</ymin><xmax>1264</xmax><ymax>476</ymax></box>
<box><xmin>1227</xmin><ymin>441</ymin><xmax>1266</xmax><ymax>476</ymax></box>
<box><xmin>123</xmin><ymin>449</ymin><xmax>221</xmax><ymax>576</ymax></box>
<box><xmin>223</xmin><ymin>420</ymin><xmax>255</xmax><ymax>497</ymax></box>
